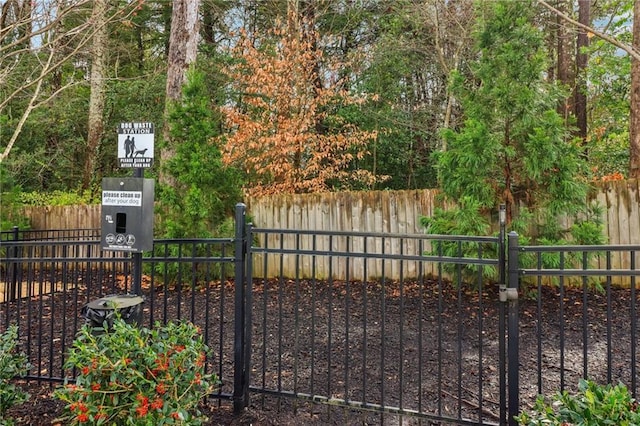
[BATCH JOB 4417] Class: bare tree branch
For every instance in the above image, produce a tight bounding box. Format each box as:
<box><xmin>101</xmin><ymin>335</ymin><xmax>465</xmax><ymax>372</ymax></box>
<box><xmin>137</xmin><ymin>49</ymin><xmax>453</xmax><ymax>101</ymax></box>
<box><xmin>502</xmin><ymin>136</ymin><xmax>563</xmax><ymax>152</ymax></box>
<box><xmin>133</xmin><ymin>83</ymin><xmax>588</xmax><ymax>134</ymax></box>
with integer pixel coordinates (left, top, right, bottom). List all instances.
<box><xmin>0</xmin><ymin>1</ymin><xmax>141</xmax><ymax>162</ymax></box>
<box><xmin>538</xmin><ymin>0</ymin><xmax>640</xmax><ymax>61</ymax></box>
<box><xmin>0</xmin><ymin>45</ymin><xmax>53</xmax><ymax>163</ymax></box>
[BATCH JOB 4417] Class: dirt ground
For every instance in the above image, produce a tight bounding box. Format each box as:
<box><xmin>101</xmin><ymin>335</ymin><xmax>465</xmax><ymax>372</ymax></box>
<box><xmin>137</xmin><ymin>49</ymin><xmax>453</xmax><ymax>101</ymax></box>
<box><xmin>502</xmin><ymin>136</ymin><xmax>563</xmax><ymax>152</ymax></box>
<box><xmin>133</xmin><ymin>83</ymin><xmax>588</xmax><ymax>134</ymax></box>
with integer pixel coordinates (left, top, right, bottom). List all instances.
<box><xmin>4</xmin><ymin>278</ymin><xmax>638</xmax><ymax>425</ymax></box>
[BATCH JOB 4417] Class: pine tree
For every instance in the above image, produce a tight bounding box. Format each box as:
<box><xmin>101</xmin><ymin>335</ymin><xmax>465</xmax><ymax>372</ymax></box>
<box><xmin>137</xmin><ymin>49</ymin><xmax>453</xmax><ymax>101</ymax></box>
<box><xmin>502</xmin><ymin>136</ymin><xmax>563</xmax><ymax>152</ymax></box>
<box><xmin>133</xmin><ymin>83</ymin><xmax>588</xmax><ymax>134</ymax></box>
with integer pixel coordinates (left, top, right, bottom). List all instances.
<box><xmin>437</xmin><ymin>0</ymin><xmax>590</xmax><ymax>228</ymax></box>
<box><xmin>158</xmin><ymin>67</ymin><xmax>242</xmax><ymax>238</ymax></box>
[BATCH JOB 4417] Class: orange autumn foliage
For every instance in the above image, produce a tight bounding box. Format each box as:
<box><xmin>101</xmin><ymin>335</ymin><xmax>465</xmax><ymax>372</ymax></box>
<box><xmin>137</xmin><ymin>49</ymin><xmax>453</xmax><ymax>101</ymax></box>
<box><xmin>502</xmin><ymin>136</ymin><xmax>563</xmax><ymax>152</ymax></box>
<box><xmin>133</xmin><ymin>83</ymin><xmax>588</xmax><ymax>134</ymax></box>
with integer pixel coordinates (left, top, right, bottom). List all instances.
<box><xmin>590</xmin><ymin>166</ymin><xmax>625</xmax><ymax>182</ymax></box>
<box><xmin>600</xmin><ymin>172</ymin><xmax>625</xmax><ymax>182</ymax></box>
<box><xmin>219</xmin><ymin>15</ymin><xmax>381</xmax><ymax>197</ymax></box>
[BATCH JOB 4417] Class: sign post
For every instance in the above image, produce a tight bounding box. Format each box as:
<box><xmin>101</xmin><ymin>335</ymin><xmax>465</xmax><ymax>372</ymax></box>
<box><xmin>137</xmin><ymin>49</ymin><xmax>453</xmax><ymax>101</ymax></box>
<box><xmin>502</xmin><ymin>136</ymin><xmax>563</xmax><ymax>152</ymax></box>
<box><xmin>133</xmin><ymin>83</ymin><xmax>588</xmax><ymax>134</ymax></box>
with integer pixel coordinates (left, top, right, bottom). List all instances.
<box><xmin>101</xmin><ymin>122</ymin><xmax>155</xmax><ymax>296</ymax></box>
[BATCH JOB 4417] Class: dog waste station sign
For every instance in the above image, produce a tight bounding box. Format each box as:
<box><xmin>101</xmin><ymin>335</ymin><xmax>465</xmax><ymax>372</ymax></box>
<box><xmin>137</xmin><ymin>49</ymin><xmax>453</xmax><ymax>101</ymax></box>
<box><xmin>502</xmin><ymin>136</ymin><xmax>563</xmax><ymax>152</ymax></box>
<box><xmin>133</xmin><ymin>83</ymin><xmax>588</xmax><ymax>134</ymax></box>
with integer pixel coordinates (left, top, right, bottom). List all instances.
<box><xmin>101</xmin><ymin>122</ymin><xmax>155</xmax><ymax>254</ymax></box>
<box><xmin>117</xmin><ymin>122</ymin><xmax>154</xmax><ymax>168</ymax></box>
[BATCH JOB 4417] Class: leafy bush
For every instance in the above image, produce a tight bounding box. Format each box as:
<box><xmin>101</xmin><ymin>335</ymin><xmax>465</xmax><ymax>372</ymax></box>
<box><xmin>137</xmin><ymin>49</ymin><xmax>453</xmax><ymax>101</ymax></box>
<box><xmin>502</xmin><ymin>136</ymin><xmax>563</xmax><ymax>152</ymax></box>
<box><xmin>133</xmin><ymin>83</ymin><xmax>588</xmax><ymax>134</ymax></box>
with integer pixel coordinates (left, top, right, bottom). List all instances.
<box><xmin>420</xmin><ymin>200</ymin><xmax>606</xmax><ymax>287</ymax></box>
<box><xmin>17</xmin><ymin>190</ymin><xmax>94</xmax><ymax>206</ymax></box>
<box><xmin>54</xmin><ymin>318</ymin><xmax>218</xmax><ymax>425</ymax></box>
<box><xmin>0</xmin><ymin>326</ymin><xmax>30</xmax><ymax>425</ymax></box>
<box><xmin>0</xmin><ymin>166</ymin><xmax>29</xmax><ymax>232</ymax></box>
<box><xmin>420</xmin><ymin>197</ymin><xmax>498</xmax><ymax>283</ymax></box>
<box><xmin>516</xmin><ymin>379</ymin><xmax>640</xmax><ymax>425</ymax></box>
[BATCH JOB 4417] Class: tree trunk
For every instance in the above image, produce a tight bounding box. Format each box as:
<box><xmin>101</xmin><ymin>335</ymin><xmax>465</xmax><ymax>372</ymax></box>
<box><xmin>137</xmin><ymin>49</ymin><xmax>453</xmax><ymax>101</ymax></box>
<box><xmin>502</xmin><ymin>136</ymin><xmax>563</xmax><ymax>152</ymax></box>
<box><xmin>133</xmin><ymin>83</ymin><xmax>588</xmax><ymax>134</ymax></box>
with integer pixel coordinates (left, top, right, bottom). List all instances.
<box><xmin>574</xmin><ymin>0</ymin><xmax>589</xmax><ymax>145</ymax></box>
<box><xmin>555</xmin><ymin>0</ymin><xmax>571</xmax><ymax>122</ymax></box>
<box><xmin>160</xmin><ymin>0</ymin><xmax>200</xmax><ymax>185</ymax></box>
<box><xmin>202</xmin><ymin>4</ymin><xmax>217</xmax><ymax>45</ymax></box>
<box><xmin>82</xmin><ymin>0</ymin><xmax>109</xmax><ymax>191</ymax></box>
<box><xmin>630</xmin><ymin>0</ymin><xmax>640</xmax><ymax>178</ymax></box>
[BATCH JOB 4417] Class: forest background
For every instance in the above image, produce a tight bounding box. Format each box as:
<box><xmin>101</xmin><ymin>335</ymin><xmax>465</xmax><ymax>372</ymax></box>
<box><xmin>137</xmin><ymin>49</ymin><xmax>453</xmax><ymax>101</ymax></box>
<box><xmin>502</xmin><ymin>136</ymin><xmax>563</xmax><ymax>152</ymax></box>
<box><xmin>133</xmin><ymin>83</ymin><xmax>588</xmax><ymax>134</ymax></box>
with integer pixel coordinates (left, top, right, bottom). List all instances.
<box><xmin>1</xmin><ymin>0</ymin><xmax>639</xmax><ymax>244</ymax></box>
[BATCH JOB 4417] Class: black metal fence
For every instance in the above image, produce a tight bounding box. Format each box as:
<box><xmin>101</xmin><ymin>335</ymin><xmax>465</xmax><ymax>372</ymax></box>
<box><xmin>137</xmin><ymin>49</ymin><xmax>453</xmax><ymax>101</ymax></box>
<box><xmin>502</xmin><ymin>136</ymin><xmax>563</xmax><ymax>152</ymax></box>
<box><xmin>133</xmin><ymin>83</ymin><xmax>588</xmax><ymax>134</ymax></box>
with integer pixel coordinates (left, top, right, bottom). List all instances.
<box><xmin>0</xmin><ymin>234</ymin><xmax>239</xmax><ymax>403</ymax></box>
<box><xmin>1</xmin><ymin>227</ymin><xmax>101</xmax><ymax>242</ymax></box>
<box><xmin>1</xmin><ymin>206</ymin><xmax>639</xmax><ymax>426</ymax></box>
<box><xmin>512</xmin><ymin>234</ymin><xmax>640</xmax><ymax>418</ymax></box>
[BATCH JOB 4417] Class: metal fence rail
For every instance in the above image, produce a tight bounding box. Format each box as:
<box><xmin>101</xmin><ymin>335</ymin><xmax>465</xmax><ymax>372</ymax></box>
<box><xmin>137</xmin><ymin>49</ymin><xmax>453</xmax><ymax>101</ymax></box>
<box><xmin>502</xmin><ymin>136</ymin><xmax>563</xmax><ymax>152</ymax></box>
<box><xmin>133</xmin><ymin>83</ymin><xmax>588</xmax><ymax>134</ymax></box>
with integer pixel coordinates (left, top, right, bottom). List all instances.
<box><xmin>0</xmin><ymin>227</ymin><xmax>101</xmax><ymax>242</ymax></box>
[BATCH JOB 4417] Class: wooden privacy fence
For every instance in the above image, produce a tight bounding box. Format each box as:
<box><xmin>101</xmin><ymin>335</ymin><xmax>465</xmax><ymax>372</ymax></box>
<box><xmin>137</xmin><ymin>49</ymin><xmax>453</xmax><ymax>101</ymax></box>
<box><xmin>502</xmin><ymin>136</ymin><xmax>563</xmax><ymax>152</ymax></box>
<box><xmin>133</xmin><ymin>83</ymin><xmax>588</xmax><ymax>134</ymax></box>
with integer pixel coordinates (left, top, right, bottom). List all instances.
<box><xmin>16</xmin><ymin>180</ymin><xmax>640</xmax><ymax>280</ymax></box>
<box><xmin>22</xmin><ymin>204</ymin><xmax>102</xmax><ymax>231</ymax></box>
<box><xmin>245</xmin><ymin>182</ymin><xmax>640</xmax><ymax>281</ymax></box>
<box><xmin>246</xmin><ymin>181</ymin><xmax>640</xmax><ymax>244</ymax></box>
<box><xmin>246</xmin><ymin>190</ymin><xmax>441</xmax><ymax>234</ymax></box>
<box><xmin>21</xmin><ymin>190</ymin><xmax>443</xmax><ymax>235</ymax></box>
<box><xmin>246</xmin><ymin>190</ymin><xmax>445</xmax><ymax>280</ymax></box>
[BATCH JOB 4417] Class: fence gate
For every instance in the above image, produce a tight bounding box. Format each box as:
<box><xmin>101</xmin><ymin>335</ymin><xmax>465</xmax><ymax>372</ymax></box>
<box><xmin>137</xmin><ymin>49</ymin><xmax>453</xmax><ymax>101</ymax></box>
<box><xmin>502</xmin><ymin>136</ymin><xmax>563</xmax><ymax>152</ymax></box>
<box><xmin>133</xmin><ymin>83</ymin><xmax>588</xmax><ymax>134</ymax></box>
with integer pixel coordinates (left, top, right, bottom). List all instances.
<box><xmin>234</xmin><ymin>205</ymin><xmax>510</xmax><ymax>425</ymax></box>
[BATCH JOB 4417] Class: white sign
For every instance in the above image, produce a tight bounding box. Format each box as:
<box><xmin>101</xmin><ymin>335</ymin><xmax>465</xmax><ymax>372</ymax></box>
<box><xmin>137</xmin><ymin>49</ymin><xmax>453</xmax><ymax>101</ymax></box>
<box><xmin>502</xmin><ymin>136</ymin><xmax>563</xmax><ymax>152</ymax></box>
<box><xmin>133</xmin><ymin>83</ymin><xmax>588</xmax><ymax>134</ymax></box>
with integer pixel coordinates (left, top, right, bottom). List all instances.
<box><xmin>102</xmin><ymin>190</ymin><xmax>143</xmax><ymax>206</ymax></box>
<box><xmin>118</xmin><ymin>122</ymin><xmax>154</xmax><ymax>168</ymax></box>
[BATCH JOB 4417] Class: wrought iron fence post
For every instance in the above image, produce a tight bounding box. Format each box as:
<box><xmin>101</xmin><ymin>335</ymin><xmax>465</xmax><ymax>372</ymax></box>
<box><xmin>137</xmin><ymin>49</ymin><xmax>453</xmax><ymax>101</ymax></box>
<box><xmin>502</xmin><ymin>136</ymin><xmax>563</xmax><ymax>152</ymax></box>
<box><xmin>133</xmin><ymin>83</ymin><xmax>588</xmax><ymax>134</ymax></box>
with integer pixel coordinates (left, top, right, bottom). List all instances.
<box><xmin>498</xmin><ymin>206</ymin><xmax>507</xmax><ymax>425</ymax></box>
<box><xmin>233</xmin><ymin>203</ymin><xmax>248</xmax><ymax>414</ymax></box>
<box><xmin>243</xmin><ymin>222</ymin><xmax>254</xmax><ymax>409</ymax></box>
<box><xmin>507</xmin><ymin>231</ymin><xmax>520</xmax><ymax>425</ymax></box>
<box><xmin>131</xmin><ymin>168</ymin><xmax>143</xmax><ymax>295</ymax></box>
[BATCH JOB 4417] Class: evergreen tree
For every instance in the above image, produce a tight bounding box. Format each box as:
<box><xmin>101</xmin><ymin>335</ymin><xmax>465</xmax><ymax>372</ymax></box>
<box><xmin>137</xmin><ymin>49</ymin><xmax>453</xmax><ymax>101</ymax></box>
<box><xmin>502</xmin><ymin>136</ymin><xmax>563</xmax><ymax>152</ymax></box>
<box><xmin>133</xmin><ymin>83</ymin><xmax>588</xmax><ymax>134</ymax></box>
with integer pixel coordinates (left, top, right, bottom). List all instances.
<box><xmin>436</xmin><ymin>0</ymin><xmax>591</xmax><ymax>235</ymax></box>
<box><xmin>158</xmin><ymin>67</ymin><xmax>242</xmax><ymax>238</ymax></box>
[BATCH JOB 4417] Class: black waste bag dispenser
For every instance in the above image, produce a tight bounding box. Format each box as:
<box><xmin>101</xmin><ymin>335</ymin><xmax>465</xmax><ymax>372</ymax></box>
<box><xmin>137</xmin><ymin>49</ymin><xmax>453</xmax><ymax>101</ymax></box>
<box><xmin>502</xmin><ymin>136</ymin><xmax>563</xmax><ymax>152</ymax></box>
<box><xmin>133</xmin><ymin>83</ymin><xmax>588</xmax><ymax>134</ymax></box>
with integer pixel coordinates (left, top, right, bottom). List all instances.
<box><xmin>101</xmin><ymin>177</ymin><xmax>154</xmax><ymax>253</ymax></box>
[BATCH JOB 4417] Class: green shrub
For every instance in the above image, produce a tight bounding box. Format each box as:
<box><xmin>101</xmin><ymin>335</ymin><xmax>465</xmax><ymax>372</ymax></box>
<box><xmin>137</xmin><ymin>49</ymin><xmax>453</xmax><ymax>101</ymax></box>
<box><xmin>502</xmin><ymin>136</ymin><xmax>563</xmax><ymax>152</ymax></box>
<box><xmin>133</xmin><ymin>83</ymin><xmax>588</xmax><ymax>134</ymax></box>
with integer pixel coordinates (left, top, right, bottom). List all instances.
<box><xmin>157</xmin><ymin>66</ymin><xmax>242</xmax><ymax>240</ymax></box>
<box><xmin>420</xmin><ymin>197</ymin><xmax>498</xmax><ymax>283</ymax></box>
<box><xmin>0</xmin><ymin>326</ymin><xmax>30</xmax><ymax>425</ymax></box>
<box><xmin>17</xmin><ymin>190</ymin><xmax>94</xmax><ymax>206</ymax></box>
<box><xmin>54</xmin><ymin>318</ymin><xmax>218</xmax><ymax>425</ymax></box>
<box><xmin>0</xmin><ymin>166</ymin><xmax>30</xmax><ymax>232</ymax></box>
<box><xmin>420</xmin><ymin>201</ymin><xmax>607</xmax><ymax>288</ymax></box>
<box><xmin>516</xmin><ymin>379</ymin><xmax>640</xmax><ymax>425</ymax></box>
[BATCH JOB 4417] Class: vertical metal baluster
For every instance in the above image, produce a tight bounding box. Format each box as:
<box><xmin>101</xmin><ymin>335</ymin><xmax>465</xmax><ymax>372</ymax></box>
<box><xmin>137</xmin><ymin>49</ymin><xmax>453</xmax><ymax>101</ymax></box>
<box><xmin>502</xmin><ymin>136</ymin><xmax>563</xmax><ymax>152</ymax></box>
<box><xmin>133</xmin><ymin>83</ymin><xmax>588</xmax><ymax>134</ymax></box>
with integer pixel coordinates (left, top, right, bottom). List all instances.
<box><xmin>559</xmin><ymin>252</ymin><xmax>565</xmax><ymax>392</ymax></box>
<box><xmin>582</xmin><ymin>251</ymin><xmax>589</xmax><ymax>380</ymax></box>
<box><xmin>606</xmin><ymin>252</ymin><xmax>612</xmax><ymax>383</ymax></box>
<box><xmin>631</xmin><ymin>250</ymin><xmax>637</xmax><ymax>398</ymax></box>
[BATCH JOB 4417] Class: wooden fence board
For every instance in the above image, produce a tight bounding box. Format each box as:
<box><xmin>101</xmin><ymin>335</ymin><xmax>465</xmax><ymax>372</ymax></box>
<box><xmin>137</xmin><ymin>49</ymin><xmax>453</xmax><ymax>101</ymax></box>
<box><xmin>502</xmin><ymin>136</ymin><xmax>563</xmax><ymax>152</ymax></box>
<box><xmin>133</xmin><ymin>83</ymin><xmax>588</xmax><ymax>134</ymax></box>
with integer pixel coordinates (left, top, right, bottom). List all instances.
<box><xmin>17</xmin><ymin>182</ymin><xmax>640</xmax><ymax>281</ymax></box>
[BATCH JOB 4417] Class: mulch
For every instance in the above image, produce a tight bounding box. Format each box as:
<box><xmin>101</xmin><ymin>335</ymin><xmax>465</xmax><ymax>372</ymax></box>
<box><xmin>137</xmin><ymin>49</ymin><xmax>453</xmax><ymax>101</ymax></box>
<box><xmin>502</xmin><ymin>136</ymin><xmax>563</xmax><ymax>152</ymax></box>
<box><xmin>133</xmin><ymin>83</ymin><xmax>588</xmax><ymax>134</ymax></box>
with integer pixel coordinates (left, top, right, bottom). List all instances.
<box><xmin>4</xmin><ymin>278</ymin><xmax>638</xmax><ymax>425</ymax></box>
